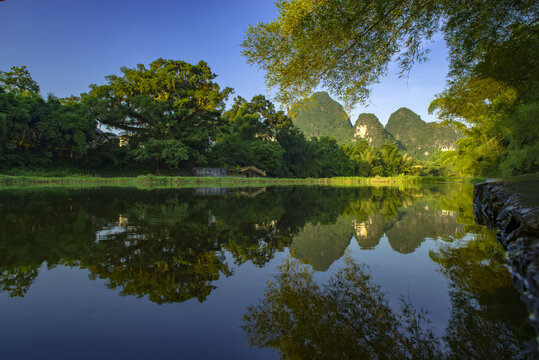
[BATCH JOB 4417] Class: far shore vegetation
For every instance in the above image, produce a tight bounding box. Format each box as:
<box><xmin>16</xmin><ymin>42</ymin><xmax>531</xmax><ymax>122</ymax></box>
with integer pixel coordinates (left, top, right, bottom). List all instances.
<box><xmin>0</xmin><ymin>173</ymin><xmax>485</xmax><ymax>190</ymax></box>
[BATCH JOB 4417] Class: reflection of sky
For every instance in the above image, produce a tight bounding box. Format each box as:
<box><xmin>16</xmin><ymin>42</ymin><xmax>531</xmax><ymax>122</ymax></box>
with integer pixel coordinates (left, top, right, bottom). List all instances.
<box><xmin>345</xmin><ymin>236</ymin><xmax>452</xmax><ymax>338</ymax></box>
<box><xmin>2</xmin><ymin>0</ymin><xmax>448</xmax><ymax>124</ymax></box>
<box><xmin>0</xmin><ymin>255</ymin><xmax>284</xmax><ymax>359</ymax></box>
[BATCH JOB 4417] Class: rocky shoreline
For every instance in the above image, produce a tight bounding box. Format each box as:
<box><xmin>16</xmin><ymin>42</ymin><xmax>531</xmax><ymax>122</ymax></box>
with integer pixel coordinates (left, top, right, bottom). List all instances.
<box><xmin>474</xmin><ymin>175</ymin><xmax>539</xmax><ymax>336</ymax></box>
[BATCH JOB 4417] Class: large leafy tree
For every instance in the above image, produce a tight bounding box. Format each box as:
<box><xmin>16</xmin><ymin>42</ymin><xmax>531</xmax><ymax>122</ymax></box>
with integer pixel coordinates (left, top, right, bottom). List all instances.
<box><xmin>430</xmin><ymin>23</ymin><xmax>539</xmax><ymax>176</ymax></box>
<box><xmin>0</xmin><ymin>66</ymin><xmax>43</xmax><ymax>167</ymax></box>
<box><xmin>0</xmin><ymin>88</ymin><xmax>42</xmax><ymax>167</ymax></box>
<box><xmin>37</xmin><ymin>95</ymin><xmax>97</xmax><ymax>161</ymax></box>
<box><xmin>242</xmin><ymin>0</ymin><xmax>537</xmax><ymax>108</ymax></box>
<box><xmin>84</xmin><ymin>58</ymin><xmax>232</xmax><ymax>174</ymax></box>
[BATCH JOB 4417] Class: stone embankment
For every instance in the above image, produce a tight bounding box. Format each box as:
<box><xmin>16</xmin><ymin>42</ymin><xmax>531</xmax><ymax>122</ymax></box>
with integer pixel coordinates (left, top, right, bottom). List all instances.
<box><xmin>474</xmin><ymin>174</ymin><xmax>539</xmax><ymax>335</ymax></box>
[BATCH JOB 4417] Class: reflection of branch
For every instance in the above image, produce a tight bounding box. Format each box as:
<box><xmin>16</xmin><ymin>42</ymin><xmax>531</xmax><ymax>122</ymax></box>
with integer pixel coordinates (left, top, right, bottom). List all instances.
<box><xmin>333</xmin><ymin>310</ymin><xmax>391</xmax><ymax>360</ymax></box>
<box><xmin>242</xmin><ymin>257</ymin><xmax>440</xmax><ymax>359</ymax></box>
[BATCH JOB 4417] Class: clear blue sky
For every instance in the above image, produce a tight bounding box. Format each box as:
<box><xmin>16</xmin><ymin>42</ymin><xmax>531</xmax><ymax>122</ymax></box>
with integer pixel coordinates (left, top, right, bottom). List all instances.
<box><xmin>1</xmin><ymin>0</ymin><xmax>450</xmax><ymax>125</ymax></box>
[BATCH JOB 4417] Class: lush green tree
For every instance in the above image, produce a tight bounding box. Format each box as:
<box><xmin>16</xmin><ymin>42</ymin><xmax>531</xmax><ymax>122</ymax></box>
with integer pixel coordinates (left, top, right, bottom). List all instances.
<box><xmin>243</xmin><ymin>0</ymin><xmax>537</xmax><ymax>176</ymax></box>
<box><xmin>429</xmin><ymin>23</ymin><xmax>538</xmax><ymax>176</ymax></box>
<box><xmin>0</xmin><ymin>66</ymin><xmax>100</xmax><ymax>168</ymax></box>
<box><xmin>342</xmin><ymin>141</ymin><xmax>414</xmax><ymax>177</ymax></box>
<box><xmin>212</xmin><ymin>95</ymin><xmax>288</xmax><ymax>176</ymax></box>
<box><xmin>225</xmin><ymin>94</ymin><xmax>293</xmax><ymax>131</ymax></box>
<box><xmin>275</xmin><ymin>127</ymin><xmax>313</xmax><ymax>178</ymax></box>
<box><xmin>83</xmin><ymin>58</ymin><xmax>232</xmax><ymax>174</ymax></box>
<box><xmin>242</xmin><ymin>0</ymin><xmax>537</xmax><ymax>108</ymax></box>
<box><xmin>0</xmin><ymin>88</ymin><xmax>42</xmax><ymax>167</ymax></box>
<box><xmin>37</xmin><ymin>95</ymin><xmax>96</xmax><ymax>161</ymax></box>
<box><xmin>309</xmin><ymin>136</ymin><xmax>352</xmax><ymax>177</ymax></box>
<box><xmin>0</xmin><ymin>67</ymin><xmax>43</xmax><ymax>167</ymax></box>
<box><xmin>0</xmin><ymin>65</ymin><xmax>40</xmax><ymax>96</ymax></box>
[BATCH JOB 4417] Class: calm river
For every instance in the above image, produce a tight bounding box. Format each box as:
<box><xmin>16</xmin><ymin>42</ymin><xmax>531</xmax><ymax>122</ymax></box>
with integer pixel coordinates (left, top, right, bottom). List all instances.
<box><xmin>0</xmin><ymin>185</ymin><xmax>535</xmax><ymax>359</ymax></box>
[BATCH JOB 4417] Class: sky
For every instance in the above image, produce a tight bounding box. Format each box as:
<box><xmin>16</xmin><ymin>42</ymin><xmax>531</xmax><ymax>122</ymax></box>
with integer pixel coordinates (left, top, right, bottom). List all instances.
<box><xmin>1</xmin><ymin>0</ymin><xmax>450</xmax><ymax>125</ymax></box>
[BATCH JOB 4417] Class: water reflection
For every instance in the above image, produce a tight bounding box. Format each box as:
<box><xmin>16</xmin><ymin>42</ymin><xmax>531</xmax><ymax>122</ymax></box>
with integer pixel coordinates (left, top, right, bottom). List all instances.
<box><xmin>0</xmin><ymin>185</ymin><xmax>525</xmax><ymax>300</ymax></box>
<box><xmin>243</xmin><ymin>257</ymin><xmax>441</xmax><ymax>359</ymax></box>
<box><xmin>244</xmin><ymin>252</ymin><xmax>535</xmax><ymax>359</ymax></box>
<box><xmin>430</xmin><ymin>231</ymin><xmax>535</xmax><ymax>358</ymax></box>
<box><xmin>0</xmin><ymin>184</ymin><xmax>535</xmax><ymax>356</ymax></box>
<box><xmin>0</xmin><ymin>187</ymin><xmax>354</xmax><ymax>301</ymax></box>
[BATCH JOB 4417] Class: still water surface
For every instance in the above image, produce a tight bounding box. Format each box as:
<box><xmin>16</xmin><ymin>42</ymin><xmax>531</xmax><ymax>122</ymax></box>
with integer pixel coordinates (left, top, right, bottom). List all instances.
<box><xmin>0</xmin><ymin>185</ymin><xmax>535</xmax><ymax>359</ymax></box>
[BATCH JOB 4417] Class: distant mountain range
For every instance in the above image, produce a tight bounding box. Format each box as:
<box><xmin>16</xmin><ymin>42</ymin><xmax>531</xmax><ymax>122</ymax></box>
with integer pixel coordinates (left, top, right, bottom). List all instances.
<box><xmin>290</xmin><ymin>91</ymin><xmax>461</xmax><ymax>159</ymax></box>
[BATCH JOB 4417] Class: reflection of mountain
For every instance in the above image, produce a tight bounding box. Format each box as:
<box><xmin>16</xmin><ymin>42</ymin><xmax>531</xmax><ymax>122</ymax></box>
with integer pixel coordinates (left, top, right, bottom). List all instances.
<box><xmin>290</xmin><ymin>217</ymin><xmax>353</xmax><ymax>271</ymax></box>
<box><xmin>351</xmin><ymin>206</ymin><xmax>462</xmax><ymax>254</ymax></box>
<box><xmin>385</xmin><ymin>204</ymin><xmax>463</xmax><ymax>254</ymax></box>
<box><xmin>353</xmin><ymin>215</ymin><xmax>386</xmax><ymax>249</ymax></box>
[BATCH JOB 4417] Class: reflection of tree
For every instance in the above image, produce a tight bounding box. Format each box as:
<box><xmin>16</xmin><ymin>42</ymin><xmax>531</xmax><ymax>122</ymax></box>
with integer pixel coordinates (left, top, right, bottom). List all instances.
<box><xmin>430</xmin><ymin>230</ymin><xmax>536</xmax><ymax>358</ymax></box>
<box><xmin>0</xmin><ymin>187</ymin><xmax>357</xmax><ymax>303</ymax></box>
<box><xmin>0</xmin><ymin>189</ymin><xmax>103</xmax><ymax>296</ymax></box>
<box><xmin>242</xmin><ymin>258</ymin><xmax>440</xmax><ymax>360</ymax></box>
<box><xmin>0</xmin><ymin>267</ymin><xmax>39</xmax><ymax>297</ymax></box>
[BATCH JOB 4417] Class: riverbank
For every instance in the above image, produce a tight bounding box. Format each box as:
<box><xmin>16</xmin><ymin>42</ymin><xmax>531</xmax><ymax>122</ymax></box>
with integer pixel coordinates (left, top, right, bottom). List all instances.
<box><xmin>474</xmin><ymin>174</ymin><xmax>539</xmax><ymax>337</ymax></box>
<box><xmin>0</xmin><ymin>174</ymin><xmax>484</xmax><ymax>189</ymax></box>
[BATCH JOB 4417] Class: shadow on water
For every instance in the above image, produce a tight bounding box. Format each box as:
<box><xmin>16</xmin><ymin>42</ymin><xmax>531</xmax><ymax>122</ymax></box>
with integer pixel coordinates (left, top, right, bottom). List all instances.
<box><xmin>0</xmin><ymin>184</ymin><xmax>536</xmax><ymax>356</ymax></box>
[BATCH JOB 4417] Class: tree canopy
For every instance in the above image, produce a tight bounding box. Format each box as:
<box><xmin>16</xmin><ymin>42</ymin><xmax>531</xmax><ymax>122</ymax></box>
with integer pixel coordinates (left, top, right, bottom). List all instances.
<box><xmin>242</xmin><ymin>0</ymin><xmax>537</xmax><ymax>107</ymax></box>
<box><xmin>83</xmin><ymin>58</ymin><xmax>232</xmax><ymax>173</ymax></box>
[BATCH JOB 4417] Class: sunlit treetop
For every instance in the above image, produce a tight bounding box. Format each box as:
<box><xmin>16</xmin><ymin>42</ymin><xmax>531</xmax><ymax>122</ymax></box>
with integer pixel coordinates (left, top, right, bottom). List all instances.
<box><xmin>0</xmin><ymin>65</ymin><xmax>40</xmax><ymax>96</ymax></box>
<box><xmin>242</xmin><ymin>0</ymin><xmax>538</xmax><ymax>108</ymax></box>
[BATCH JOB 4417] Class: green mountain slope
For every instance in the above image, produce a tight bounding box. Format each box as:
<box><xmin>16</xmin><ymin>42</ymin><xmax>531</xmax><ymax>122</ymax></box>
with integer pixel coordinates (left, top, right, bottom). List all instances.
<box><xmin>290</xmin><ymin>92</ymin><xmax>353</xmax><ymax>144</ymax></box>
<box><xmin>290</xmin><ymin>94</ymin><xmax>460</xmax><ymax>159</ymax></box>
<box><xmin>353</xmin><ymin>113</ymin><xmax>396</xmax><ymax>147</ymax></box>
<box><xmin>385</xmin><ymin>108</ymin><xmax>461</xmax><ymax>160</ymax></box>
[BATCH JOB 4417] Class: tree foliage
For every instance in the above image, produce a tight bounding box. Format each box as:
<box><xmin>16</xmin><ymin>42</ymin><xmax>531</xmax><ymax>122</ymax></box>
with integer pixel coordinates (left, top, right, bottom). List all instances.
<box><xmin>0</xmin><ymin>66</ymin><xmax>40</xmax><ymax>96</ymax></box>
<box><xmin>242</xmin><ymin>257</ymin><xmax>440</xmax><ymax>360</ymax></box>
<box><xmin>1</xmin><ymin>61</ymin><xmax>452</xmax><ymax>177</ymax></box>
<box><xmin>83</xmin><ymin>58</ymin><xmax>232</xmax><ymax>173</ymax></box>
<box><xmin>243</xmin><ymin>0</ymin><xmax>538</xmax><ymax>176</ymax></box>
<box><xmin>242</xmin><ymin>0</ymin><xmax>538</xmax><ymax>108</ymax></box>
<box><xmin>0</xmin><ymin>69</ymin><xmax>97</xmax><ymax>168</ymax></box>
<box><xmin>430</xmin><ymin>23</ymin><xmax>539</xmax><ymax>176</ymax></box>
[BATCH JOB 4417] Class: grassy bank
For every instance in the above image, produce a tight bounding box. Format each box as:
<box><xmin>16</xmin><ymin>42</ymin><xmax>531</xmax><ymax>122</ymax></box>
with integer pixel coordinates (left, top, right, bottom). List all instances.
<box><xmin>0</xmin><ymin>174</ymin><xmax>485</xmax><ymax>190</ymax></box>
